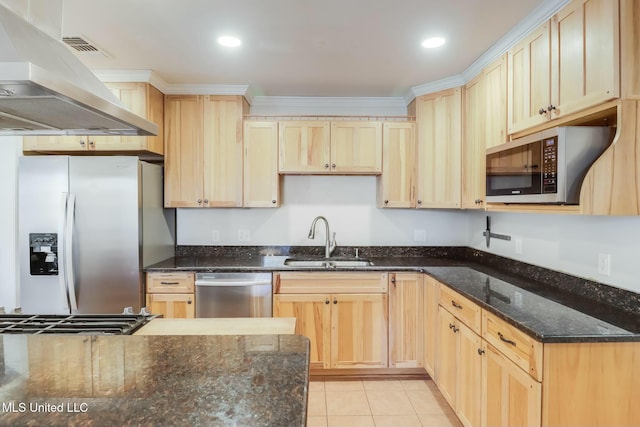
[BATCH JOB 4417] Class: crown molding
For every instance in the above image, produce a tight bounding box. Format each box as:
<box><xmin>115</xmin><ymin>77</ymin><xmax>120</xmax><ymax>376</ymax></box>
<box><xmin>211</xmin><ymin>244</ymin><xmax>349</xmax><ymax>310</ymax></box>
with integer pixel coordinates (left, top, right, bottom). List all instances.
<box><xmin>93</xmin><ymin>0</ymin><xmax>571</xmax><ymax>107</ymax></box>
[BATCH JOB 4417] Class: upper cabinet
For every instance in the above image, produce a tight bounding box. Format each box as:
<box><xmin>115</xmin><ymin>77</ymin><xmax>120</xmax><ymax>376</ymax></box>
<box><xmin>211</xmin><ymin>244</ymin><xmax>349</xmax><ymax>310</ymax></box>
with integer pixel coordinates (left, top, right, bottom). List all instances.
<box><xmin>164</xmin><ymin>95</ymin><xmax>247</xmax><ymax>208</ymax></box>
<box><xmin>415</xmin><ymin>88</ymin><xmax>463</xmax><ymax>209</ymax></box>
<box><xmin>508</xmin><ymin>0</ymin><xmax>619</xmax><ymax>135</ymax></box>
<box><xmin>377</xmin><ymin>122</ymin><xmax>415</xmax><ymax>208</ymax></box>
<box><xmin>243</xmin><ymin>121</ymin><xmax>280</xmax><ymax>208</ymax></box>
<box><xmin>278</xmin><ymin>120</ymin><xmax>382</xmax><ymax>174</ymax></box>
<box><xmin>24</xmin><ymin>82</ymin><xmax>165</xmax><ymax>157</ymax></box>
<box><xmin>462</xmin><ymin>74</ymin><xmax>486</xmax><ymax>210</ymax></box>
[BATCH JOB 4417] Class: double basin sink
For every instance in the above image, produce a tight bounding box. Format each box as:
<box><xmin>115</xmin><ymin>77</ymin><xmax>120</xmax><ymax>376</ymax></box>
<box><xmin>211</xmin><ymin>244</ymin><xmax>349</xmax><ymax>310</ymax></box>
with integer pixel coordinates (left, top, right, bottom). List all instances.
<box><xmin>283</xmin><ymin>257</ymin><xmax>374</xmax><ymax>269</ymax></box>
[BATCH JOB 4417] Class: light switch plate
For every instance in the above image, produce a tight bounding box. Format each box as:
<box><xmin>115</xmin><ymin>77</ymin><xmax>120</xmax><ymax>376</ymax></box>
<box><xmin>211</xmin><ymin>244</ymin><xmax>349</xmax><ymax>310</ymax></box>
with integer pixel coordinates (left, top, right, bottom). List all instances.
<box><xmin>413</xmin><ymin>229</ymin><xmax>427</xmax><ymax>242</ymax></box>
<box><xmin>597</xmin><ymin>253</ymin><xmax>611</xmax><ymax>276</ymax></box>
<box><xmin>238</xmin><ymin>229</ymin><xmax>251</xmax><ymax>242</ymax></box>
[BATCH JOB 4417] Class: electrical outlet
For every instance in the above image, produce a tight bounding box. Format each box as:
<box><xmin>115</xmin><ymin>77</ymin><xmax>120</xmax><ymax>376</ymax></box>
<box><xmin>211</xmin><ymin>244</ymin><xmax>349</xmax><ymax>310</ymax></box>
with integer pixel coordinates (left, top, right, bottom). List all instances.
<box><xmin>238</xmin><ymin>229</ymin><xmax>251</xmax><ymax>242</ymax></box>
<box><xmin>597</xmin><ymin>253</ymin><xmax>611</xmax><ymax>276</ymax></box>
<box><xmin>413</xmin><ymin>229</ymin><xmax>427</xmax><ymax>242</ymax></box>
<box><xmin>515</xmin><ymin>238</ymin><xmax>523</xmax><ymax>254</ymax></box>
<box><xmin>211</xmin><ymin>230</ymin><xmax>220</xmax><ymax>242</ymax></box>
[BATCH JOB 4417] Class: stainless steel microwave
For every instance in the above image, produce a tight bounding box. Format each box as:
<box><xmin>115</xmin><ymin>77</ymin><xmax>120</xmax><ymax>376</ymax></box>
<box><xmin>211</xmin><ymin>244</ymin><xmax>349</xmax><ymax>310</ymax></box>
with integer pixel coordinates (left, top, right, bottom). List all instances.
<box><xmin>486</xmin><ymin>126</ymin><xmax>612</xmax><ymax>204</ymax></box>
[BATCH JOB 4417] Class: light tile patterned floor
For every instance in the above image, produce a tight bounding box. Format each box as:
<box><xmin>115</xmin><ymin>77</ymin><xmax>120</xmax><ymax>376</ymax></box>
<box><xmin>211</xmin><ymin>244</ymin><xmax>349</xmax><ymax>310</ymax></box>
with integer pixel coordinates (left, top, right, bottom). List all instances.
<box><xmin>306</xmin><ymin>379</ymin><xmax>463</xmax><ymax>427</ymax></box>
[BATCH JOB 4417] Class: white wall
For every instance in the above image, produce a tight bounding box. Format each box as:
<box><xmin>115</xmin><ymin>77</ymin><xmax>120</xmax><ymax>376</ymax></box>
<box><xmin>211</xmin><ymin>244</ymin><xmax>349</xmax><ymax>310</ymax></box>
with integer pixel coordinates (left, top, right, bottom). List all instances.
<box><xmin>468</xmin><ymin>210</ymin><xmax>640</xmax><ymax>294</ymax></box>
<box><xmin>0</xmin><ymin>137</ymin><xmax>21</xmax><ymax>311</ymax></box>
<box><xmin>177</xmin><ymin>176</ymin><xmax>469</xmax><ymax>247</ymax></box>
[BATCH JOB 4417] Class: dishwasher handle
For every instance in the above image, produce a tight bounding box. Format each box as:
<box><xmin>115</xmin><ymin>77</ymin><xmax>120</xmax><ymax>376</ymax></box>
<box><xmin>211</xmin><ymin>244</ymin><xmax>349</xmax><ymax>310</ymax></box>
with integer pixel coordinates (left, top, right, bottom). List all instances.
<box><xmin>195</xmin><ymin>280</ymin><xmax>272</xmax><ymax>287</ymax></box>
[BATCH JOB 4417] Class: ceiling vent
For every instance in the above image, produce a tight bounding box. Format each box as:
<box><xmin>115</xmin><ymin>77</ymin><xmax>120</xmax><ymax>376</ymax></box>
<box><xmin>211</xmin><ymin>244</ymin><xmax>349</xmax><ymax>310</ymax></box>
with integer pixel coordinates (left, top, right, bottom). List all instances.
<box><xmin>62</xmin><ymin>35</ymin><xmax>109</xmax><ymax>56</ymax></box>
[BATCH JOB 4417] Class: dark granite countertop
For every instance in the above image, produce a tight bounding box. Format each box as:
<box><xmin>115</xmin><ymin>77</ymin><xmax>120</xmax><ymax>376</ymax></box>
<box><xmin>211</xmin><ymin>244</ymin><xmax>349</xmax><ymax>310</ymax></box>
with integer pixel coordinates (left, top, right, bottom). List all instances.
<box><xmin>145</xmin><ymin>247</ymin><xmax>640</xmax><ymax>343</ymax></box>
<box><xmin>0</xmin><ymin>334</ymin><xmax>309</xmax><ymax>427</ymax></box>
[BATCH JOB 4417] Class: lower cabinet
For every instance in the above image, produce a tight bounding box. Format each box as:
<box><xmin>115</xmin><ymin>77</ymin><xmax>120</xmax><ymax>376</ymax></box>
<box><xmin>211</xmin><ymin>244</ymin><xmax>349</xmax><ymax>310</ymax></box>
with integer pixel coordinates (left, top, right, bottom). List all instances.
<box><xmin>436</xmin><ymin>306</ymin><xmax>483</xmax><ymax>427</ymax></box>
<box><xmin>145</xmin><ymin>272</ymin><xmax>195</xmax><ymax>318</ymax></box>
<box><xmin>389</xmin><ymin>272</ymin><xmax>425</xmax><ymax>367</ymax></box>
<box><xmin>273</xmin><ymin>272</ymin><xmax>388</xmax><ymax>370</ymax></box>
<box><xmin>482</xmin><ymin>342</ymin><xmax>541</xmax><ymax>427</ymax></box>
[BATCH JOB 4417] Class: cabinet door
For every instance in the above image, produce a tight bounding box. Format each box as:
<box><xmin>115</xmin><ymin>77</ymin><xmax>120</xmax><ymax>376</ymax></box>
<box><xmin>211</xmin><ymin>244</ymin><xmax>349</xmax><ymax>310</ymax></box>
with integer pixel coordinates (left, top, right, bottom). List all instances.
<box><xmin>243</xmin><ymin>121</ymin><xmax>280</xmax><ymax>207</ymax></box>
<box><xmin>389</xmin><ymin>273</ymin><xmax>424</xmax><ymax>368</ymax></box>
<box><xmin>273</xmin><ymin>294</ymin><xmax>331</xmax><ymax>369</ymax></box>
<box><xmin>550</xmin><ymin>0</ymin><xmax>619</xmax><ymax>118</ymax></box>
<box><xmin>484</xmin><ymin>54</ymin><xmax>508</xmax><ymax>149</ymax></box>
<box><xmin>462</xmin><ymin>74</ymin><xmax>486</xmax><ymax>209</ymax></box>
<box><xmin>164</xmin><ymin>95</ymin><xmax>204</xmax><ymax>207</ymax></box>
<box><xmin>378</xmin><ymin>122</ymin><xmax>415</xmax><ymax>208</ymax></box>
<box><xmin>416</xmin><ymin>88</ymin><xmax>462</xmax><ymax>208</ymax></box>
<box><xmin>330</xmin><ymin>121</ymin><xmax>382</xmax><ymax>174</ymax></box>
<box><xmin>202</xmin><ymin>96</ymin><xmax>244</xmax><ymax>207</ymax></box>
<box><xmin>278</xmin><ymin>121</ymin><xmax>330</xmax><ymax>173</ymax></box>
<box><xmin>435</xmin><ymin>307</ymin><xmax>458</xmax><ymax>408</ymax></box>
<box><xmin>508</xmin><ymin>21</ymin><xmax>552</xmax><ymax>134</ymax></box>
<box><xmin>331</xmin><ymin>293</ymin><xmax>388</xmax><ymax>369</ymax></box>
<box><xmin>456</xmin><ymin>323</ymin><xmax>482</xmax><ymax>427</ymax></box>
<box><xmin>423</xmin><ymin>275</ymin><xmax>438</xmax><ymax>377</ymax></box>
<box><xmin>23</xmin><ymin>135</ymin><xmax>91</xmax><ymax>152</ymax></box>
<box><xmin>482</xmin><ymin>343</ymin><xmax>542</xmax><ymax>427</ymax></box>
<box><xmin>146</xmin><ymin>293</ymin><xmax>195</xmax><ymax>318</ymax></box>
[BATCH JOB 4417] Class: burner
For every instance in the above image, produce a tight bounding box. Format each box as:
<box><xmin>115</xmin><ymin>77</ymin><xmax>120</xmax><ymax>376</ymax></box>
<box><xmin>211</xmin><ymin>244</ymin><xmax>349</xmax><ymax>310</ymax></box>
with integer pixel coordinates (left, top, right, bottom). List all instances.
<box><xmin>0</xmin><ymin>314</ymin><xmax>158</xmax><ymax>335</ymax></box>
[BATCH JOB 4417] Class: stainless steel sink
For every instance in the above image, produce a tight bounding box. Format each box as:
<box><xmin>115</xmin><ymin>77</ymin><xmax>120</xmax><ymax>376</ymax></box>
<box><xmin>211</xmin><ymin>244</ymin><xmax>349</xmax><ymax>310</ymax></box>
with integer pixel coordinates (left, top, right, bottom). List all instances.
<box><xmin>283</xmin><ymin>258</ymin><xmax>374</xmax><ymax>268</ymax></box>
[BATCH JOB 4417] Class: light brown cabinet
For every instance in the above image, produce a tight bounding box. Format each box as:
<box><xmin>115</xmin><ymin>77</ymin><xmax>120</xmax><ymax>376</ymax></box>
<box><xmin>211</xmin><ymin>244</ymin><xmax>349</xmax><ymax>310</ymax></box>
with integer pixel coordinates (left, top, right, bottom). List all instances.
<box><xmin>415</xmin><ymin>87</ymin><xmax>463</xmax><ymax>208</ymax></box>
<box><xmin>435</xmin><ymin>289</ymin><xmax>483</xmax><ymax>427</ymax></box>
<box><xmin>377</xmin><ymin>122</ymin><xmax>416</xmax><ymax>208</ymax></box>
<box><xmin>24</xmin><ymin>82</ymin><xmax>164</xmax><ymax>156</ymax></box>
<box><xmin>145</xmin><ymin>272</ymin><xmax>195</xmax><ymax>319</ymax></box>
<box><xmin>164</xmin><ymin>95</ymin><xmax>247</xmax><ymax>207</ymax></box>
<box><xmin>388</xmin><ymin>272</ymin><xmax>424</xmax><ymax>367</ymax></box>
<box><xmin>243</xmin><ymin>120</ymin><xmax>280</xmax><ymax>207</ymax></box>
<box><xmin>278</xmin><ymin>120</ymin><xmax>382</xmax><ymax>174</ymax></box>
<box><xmin>508</xmin><ymin>0</ymin><xmax>619</xmax><ymax>135</ymax></box>
<box><xmin>273</xmin><ymin>272</ymin><xmax>388</xmax><ymax>370</ymax></box>
<box><xmin>423</xmin><ymin>275</ymin><xmax>439</xmax><ymax>377</ymax></box>
<box><xmin>462</xmin><ymin>74</ymin><xmax>486</xmax><ymax>209</ymax></box>
<box><xmin>482</xmin><ymin>341</ymin><xmax>542</xmax><ymax>427</ymax></box>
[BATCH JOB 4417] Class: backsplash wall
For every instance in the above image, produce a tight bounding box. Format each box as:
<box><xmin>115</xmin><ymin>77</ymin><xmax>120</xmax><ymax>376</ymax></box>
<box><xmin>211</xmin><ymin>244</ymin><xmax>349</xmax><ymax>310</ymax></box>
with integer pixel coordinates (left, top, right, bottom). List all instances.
<box><xmin>468</xmin><ymin>210</ymin><xmax>640</xmax><ymax>294</ymax></box>
<box><xmin>177</xmin><ymin>175</ymin><xmax>470</xmax><ymax>247</ymax></box>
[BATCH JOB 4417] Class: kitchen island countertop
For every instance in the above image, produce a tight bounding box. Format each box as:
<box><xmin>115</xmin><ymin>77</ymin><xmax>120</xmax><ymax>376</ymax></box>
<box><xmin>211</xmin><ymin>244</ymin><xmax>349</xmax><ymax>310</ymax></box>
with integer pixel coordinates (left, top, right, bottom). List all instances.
<box><xmin>133</xmin><ymin>317</ymin><xmax>297</xmax><ymax>335</ymax></box>
<box><xmin>0</xmin><ymin>334</ymin><xmax>309</xmax><ymax>427</ymax></box>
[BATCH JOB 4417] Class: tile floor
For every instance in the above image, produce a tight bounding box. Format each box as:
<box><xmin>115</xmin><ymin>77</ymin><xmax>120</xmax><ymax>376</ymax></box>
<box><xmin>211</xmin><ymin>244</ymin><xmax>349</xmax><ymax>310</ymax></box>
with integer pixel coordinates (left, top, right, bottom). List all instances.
<box><xmin>306</xmin><ymin>379</ymin><xmax>463</xmax><ymax>427</ymax></box>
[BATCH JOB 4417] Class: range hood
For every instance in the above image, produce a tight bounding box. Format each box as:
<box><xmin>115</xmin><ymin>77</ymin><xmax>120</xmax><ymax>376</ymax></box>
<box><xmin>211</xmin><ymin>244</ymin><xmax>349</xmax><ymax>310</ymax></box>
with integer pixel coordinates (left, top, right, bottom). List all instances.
<box><xmin>0</xmin><ymin>3</ymin><xmax>157</xmax><ymax>136</ymax></box>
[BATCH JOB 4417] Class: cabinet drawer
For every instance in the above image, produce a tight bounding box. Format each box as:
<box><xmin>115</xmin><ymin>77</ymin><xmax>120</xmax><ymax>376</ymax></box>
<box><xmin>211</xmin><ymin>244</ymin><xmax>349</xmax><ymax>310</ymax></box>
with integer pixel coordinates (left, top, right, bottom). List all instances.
<box><xmin>275</xmin><ymin>272</ymin><xmax>388</xmax><ymax>294</ymax></box>
<box><xmin>482</xmin><ymin>310</ymin><xmax>543</xmax><ymax>381</ymax></box>
<box><xmin>146</xmin><ymin>273</ymin><xmax>195</xmax><ymax>293</ymax></box>
<box><xmin>439</xmin><ymin>284</ymin><xmax>481</xmax><ymax>334</ymax></box>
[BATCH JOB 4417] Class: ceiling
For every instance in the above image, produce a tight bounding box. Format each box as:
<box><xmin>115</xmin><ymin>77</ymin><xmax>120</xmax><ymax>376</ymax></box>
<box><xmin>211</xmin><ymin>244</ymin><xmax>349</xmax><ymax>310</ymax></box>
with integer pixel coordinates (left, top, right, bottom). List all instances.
<box><xmin>59</xmin><ymin>0</ymin><xmax>558</xmax><ymax>99</ymax></box>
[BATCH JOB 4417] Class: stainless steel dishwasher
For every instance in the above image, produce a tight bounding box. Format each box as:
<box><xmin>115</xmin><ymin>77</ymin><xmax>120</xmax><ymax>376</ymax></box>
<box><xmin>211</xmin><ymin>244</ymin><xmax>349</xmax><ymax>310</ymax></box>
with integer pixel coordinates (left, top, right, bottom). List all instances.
<box><xmin>195</xmin><ymin>273</ymin><xmax>272</xmax><ymax>318</ymax></box>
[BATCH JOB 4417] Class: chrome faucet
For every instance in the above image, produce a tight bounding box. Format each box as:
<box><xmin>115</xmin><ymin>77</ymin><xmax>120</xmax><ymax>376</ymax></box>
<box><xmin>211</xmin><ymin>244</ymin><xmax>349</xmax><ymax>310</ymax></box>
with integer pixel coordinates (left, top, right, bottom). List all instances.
<box><xmin>308</xmin><ymin>216</ymin><xmax>336</xmax><ymax>258</ymax></box>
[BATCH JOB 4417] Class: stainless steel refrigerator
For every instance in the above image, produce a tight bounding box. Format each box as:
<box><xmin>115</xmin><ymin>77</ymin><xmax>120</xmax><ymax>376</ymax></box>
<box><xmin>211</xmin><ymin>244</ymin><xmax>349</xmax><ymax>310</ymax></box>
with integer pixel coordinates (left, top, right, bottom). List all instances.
<box><xmin>18</xmin><ymin>156</ymin><xmax>175</xmax><ymax>314</ymax></box>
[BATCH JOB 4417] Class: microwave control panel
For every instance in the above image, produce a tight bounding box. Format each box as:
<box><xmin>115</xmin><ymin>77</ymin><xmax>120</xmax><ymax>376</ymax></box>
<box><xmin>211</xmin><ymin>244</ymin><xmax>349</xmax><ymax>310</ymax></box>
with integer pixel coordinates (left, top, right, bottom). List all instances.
<box><xmin>542</xmin><ymin>137</ymin><xmax>558</xmax><ymax>193</ymax></box>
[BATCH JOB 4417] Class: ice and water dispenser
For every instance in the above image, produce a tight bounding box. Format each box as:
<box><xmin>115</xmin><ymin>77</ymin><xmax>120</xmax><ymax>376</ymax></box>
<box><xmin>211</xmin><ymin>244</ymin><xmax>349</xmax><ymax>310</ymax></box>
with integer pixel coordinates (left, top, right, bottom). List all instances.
<box><xmin>29</xmin><ymin>233</ymin><xmax>58</xmax><ymax>275</ymax></box>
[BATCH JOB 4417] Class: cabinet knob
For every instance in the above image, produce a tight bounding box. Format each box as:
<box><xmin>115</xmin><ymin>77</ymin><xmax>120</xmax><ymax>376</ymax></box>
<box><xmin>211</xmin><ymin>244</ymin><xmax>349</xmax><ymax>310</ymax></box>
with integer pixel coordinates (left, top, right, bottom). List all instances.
<box><xmin>79</xmin><ymin>140</ymin><xmax>86</xmax><ymax>146</ymax></box>
<box><xmin>203</xmin><ymin>199</ymin><xmax>209</xmax><ymax>204</ymax></box>
<box><xmin>417</xmin><ymin>200</ymin><xmax>422</xmax><ymax>205</ymax></box>
<box><xmin>187</xmin><ymin>299</ymin><xmax>192</xmax><ymax>305</ymax></box>
<box><xmin>324</xmin><ymin>163</ymin><xmax>330</xmax><ymax>169</ymax></box>
<box><xmin>88</xmin><ymin>140</ymin><xmax>95</xmax><ymax>146</ymax></box>
<box><xmin>333</xmin><ymin>299</ymin><xmax>337</xmax><ymax>304</ymax></box>
<box><xmin>384</xmin><ymin>200</ymin><xmax>389</xmax><ymax>205</ymax></box>
<box><xmin>477</xmin><ymin>348</ymin><xmax>485</xmax><ymax>356</ymax></box>
<box><xmin>271</xmin><ymin>199</ymin><xmax>277</xmax><ymax>204</ymax></box>
<box><xmin>331</xmin><ymin>163</ymin><xmax>336</xmax><ymax>169</ymax></box>
<box><xmin>548</xmin><ymin>104</ymin><xmax>556</xmax><ymax>112</ymax></box>
<box><xmin>325</xmin><ymin>299</ymin><xmax>330</xmax><ymax>305</ymax></box>
<box><xmin>197</xmin><ymin>199</ymin><xmax>202</xmax><ymax>204</ymax></box>
<box><xmin>538</xmin><ymin>107</ymin><xmax>547</xmax><ymax>115</ymax></box>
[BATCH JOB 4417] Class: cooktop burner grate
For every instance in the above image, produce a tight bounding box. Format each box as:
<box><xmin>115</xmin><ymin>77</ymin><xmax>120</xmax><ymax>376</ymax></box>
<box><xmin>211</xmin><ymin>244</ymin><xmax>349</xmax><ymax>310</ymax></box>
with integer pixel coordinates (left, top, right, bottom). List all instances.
<box><xmin>0</xmin><ymin>314</ymin><xmax>158</xmax><ymax>335</ymax></box>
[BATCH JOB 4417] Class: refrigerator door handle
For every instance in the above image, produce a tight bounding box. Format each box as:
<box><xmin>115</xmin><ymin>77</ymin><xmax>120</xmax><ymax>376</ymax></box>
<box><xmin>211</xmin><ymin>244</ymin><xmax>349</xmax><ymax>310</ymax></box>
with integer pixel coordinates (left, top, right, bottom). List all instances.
<box><xmin>65</xmin><ymin>193</ymin><xmax>78</xmax><ymax>311</ymax></box>
<box><xmin>58</xmin><ymin>193</ymin><xmax>71</xmax><ymax>312</ymax></box>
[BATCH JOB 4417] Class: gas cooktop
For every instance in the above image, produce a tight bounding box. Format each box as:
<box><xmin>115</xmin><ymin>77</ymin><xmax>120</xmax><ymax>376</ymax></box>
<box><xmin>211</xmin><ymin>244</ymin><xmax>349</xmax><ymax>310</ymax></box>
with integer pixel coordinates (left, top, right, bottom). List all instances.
<box><xmin>0</xmin><ymin>313</ymin><xmax>158</xmax><ymax>335</ymax></box>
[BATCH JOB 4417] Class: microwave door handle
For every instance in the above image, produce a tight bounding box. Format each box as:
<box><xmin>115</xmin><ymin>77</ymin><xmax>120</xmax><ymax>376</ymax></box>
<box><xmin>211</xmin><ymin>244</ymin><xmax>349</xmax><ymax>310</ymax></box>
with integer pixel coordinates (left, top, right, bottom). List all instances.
<box><xmin>65</xmin><ymin>193</ymin><xmax>78</xmax><ymax>312</ymax></box>
<box><xmin>58</xmin><ymin>193</ymin><xmax>71</xmax><ymax>312</ymax></box>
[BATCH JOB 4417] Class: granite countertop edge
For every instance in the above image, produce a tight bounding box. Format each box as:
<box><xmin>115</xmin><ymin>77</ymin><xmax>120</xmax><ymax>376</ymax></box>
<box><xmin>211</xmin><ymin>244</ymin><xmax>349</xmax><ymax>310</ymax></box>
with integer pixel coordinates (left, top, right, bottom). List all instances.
<box><xmin>145</xmin><ymin>255</ymin><xmax>640</xmax><ymax>344</ymax></box>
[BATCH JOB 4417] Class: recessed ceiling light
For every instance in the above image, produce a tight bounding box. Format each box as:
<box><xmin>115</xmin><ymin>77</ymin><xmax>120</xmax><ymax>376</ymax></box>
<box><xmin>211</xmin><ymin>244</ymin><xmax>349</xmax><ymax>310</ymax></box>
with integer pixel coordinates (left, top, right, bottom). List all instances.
<box><xmin>422</xmin><ymin>37</ymin><xmax>446</xmax><ymax>49</ymax></box>
<box><xmin>217</xmin><ymin>36</ymin><xmax>242</xmax><ymax>47</ymax></box>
